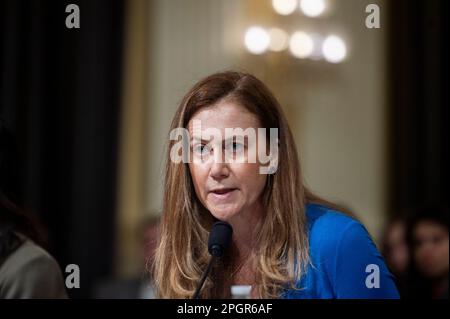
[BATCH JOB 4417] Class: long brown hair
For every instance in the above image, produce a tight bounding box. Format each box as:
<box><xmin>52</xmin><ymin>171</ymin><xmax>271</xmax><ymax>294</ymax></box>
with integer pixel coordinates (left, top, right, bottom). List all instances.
<box><xmin>153</xmin><ymin>71</ymin><xmax>347</xmax><ymax>298</ymax></box>
<box><xmin>0</xmin><ymin>120</ymin><xmax>47</xmax><ymax>259</ymax></box>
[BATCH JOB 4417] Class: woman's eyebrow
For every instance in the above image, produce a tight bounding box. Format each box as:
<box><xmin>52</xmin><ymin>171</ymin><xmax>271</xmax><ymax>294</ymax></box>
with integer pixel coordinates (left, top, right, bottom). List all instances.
<box><xmin>190</xmin><ymin>134</ymin><xmax>249</xmax><ymax>143</ymax></box>
<box><xmin>223</xmin><ymin>136</ymin><xmax>247</xmax><ymax>143</ymax></box>
<box><xmin>190</xmin><ymin>137</ymin><xmax>211</xmax><ymax>143</ymax></box>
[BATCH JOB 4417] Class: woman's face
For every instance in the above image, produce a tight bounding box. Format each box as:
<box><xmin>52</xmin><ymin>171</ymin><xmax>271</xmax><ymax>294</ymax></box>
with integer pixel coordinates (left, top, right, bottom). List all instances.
<box><xmin>385</xmin><ymin>221</ymin><xmax>409</xmax><ymax>274</ymax></box>
<box><xmin>413</xmin><ymin>220</ymin><xmax>449</xmax><ymax>278</ymax></box>
<box><xmin>187</xmin><ymin>101</ymin><xmax>267</xmax><ymax>223</ymax></box>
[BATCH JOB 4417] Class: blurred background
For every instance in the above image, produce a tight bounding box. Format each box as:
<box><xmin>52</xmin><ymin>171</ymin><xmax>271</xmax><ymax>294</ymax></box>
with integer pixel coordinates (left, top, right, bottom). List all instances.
<box><xmin>0</xmin><ymin>0</ymin><xmax>447</xmax><ymax>298</ymax></box>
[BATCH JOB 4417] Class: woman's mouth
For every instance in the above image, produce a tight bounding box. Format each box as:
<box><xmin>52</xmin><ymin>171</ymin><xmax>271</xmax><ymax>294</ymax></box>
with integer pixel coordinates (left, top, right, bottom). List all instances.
<box><xmin>209</xmin><ymin>188</ymin><xmax>237</xmax><ymax>201</ymax></box>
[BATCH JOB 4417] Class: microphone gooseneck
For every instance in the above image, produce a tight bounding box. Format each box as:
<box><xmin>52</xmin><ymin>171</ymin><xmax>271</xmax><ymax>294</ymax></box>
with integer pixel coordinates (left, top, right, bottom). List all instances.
<box><xmin>192</xmin><ymin>221</ymin><xmax>233</xmax><ymax>299</ymax></box>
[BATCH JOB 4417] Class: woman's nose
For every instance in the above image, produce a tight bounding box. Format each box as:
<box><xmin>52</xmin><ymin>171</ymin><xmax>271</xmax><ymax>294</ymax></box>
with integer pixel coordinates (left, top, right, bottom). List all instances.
<box><xmin>209</xmin><ymin>158</ymin><xmax>230</xmax><ymax>180</ymax></box>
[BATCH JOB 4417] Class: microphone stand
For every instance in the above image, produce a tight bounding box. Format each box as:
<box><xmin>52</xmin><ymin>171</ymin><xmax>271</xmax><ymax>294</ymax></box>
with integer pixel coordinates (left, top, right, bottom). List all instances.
<box><xmin>192</xmin><ymin>256</ymin><xmax>216</xmax><ymax>299</ymax></box>
<box><xmin>192</xmin><ymin>221</ymin><xmax>232</xmax><ymax>299</ymax></box>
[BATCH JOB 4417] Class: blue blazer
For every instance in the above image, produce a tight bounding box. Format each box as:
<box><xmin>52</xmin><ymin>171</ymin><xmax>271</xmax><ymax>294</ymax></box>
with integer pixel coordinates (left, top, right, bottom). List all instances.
<box><xmin>282</xmin><ymin>204</ymin><xmax>399</xmax><ymax>299</ymax></box>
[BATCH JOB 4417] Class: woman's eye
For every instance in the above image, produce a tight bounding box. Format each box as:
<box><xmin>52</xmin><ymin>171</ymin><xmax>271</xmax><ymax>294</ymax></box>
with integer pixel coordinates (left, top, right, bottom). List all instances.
<box><xmin>193</xmin><ymin>144</ymin><xmax>209</xmax><ymax>155</ymax></box>
<box><xmin>227</xmin><ymin>142</ymin><xmax>244</xmax><ymax>152</ymax></box>
<box><xmin>432</xmin><ymin>235</ymin><xmax>445</xmax><ymax>244</ymax></box>
<box><xmin>193</xmin><ymin>145</ymin><xmax>203</xmax><ymax>153</ymax></box>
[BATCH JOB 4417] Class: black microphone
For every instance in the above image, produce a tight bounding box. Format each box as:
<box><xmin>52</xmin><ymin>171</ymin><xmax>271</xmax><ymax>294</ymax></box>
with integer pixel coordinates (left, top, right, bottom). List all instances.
<box><xmin>192</xmin><ymin>221</ymin><xmax>233</xmax><ymax>299</ymax></box>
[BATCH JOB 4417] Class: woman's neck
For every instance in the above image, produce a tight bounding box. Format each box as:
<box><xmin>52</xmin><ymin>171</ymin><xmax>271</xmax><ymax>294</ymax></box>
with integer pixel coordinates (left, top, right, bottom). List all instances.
<box><xmin>228</xmin><ymin>201</ymin><xmax>264</xmax><ymax>261</ymax></box>
<box><xmin>225</xmin><ymin>201</ymin><xmax>264</xmax><ymax>295</ymax></box>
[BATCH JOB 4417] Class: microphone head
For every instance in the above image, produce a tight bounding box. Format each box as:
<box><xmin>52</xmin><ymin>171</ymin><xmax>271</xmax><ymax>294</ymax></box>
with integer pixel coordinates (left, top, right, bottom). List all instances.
<box><xmin>208</xmin><ymin>221</ymin><xmax>233</xmax><ymax>257</ymax></box>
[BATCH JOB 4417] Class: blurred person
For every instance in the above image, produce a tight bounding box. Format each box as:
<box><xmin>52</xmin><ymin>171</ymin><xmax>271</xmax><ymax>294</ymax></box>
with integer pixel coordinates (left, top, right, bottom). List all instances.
<box><xmin>407</xmin><ymin>206</ymin><xmax>449</xmax><ymax>299</ymax></box>
<box><xmin>382</xmin><ymin>217</ymin><xmax>410</xmax><ymax>297</ymax></box>
<box><xmin>153</xmin><ymin>71</ymin><xmax>399</xmax><ymax>299</ymax></box>
<box><xmin>0</xmin><ymin>120</ymin><xmax>67</xmax><ymax>298</ymax></box>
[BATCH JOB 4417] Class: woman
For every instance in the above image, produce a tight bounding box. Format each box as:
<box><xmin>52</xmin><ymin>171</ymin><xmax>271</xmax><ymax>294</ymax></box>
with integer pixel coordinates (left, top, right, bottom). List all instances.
<box><xmin>407</xmin><ymin>206</ymin><xmax>449</xmax><ymax>299</ymax></box>
<box><xmin>153</xmin><ymin>71</ymin><xmax>399</xmax><ymax>299</ymax></box>
<box><xmin>382</xmin><ymin>216</ymin><xmax>410</xmax><ymax>298</ymax></box>
<box><xmin>0</xmin><ymin>121</ymin><xmax>67</xmax><ymax>298</ymax></box>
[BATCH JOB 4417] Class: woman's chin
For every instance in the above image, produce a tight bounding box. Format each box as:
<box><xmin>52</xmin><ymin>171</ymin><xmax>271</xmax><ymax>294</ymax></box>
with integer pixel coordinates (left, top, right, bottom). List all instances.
<box><xmin>208</xmin><ymin>205</ymin><xmax>240</xmax><ymax>222</ymax></box>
